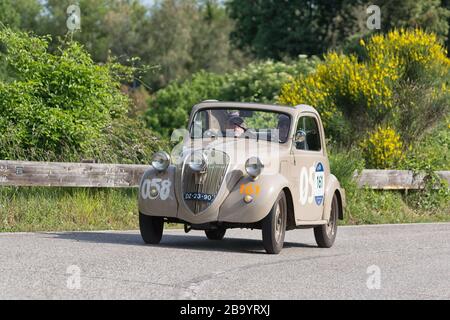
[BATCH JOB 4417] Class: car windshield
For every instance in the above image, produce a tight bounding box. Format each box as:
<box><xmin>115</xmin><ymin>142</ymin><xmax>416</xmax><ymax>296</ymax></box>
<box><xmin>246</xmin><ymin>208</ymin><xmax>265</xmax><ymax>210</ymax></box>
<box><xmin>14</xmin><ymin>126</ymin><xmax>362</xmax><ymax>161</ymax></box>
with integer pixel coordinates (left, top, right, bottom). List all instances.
<box><xmin>190</xmin><ymin>108</ymin><xmax>291</xmax><ymax>143</ymax></box>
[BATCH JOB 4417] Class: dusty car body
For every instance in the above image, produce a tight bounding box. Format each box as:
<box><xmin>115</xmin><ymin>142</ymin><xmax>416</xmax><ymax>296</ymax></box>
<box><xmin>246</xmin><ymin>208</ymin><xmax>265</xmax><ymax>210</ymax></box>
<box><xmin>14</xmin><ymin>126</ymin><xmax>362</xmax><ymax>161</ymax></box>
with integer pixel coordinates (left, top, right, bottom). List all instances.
<box><xmin>138</xmin><ymin>101</ymin><xmax>345</xmax><ymax>254</ymax></box>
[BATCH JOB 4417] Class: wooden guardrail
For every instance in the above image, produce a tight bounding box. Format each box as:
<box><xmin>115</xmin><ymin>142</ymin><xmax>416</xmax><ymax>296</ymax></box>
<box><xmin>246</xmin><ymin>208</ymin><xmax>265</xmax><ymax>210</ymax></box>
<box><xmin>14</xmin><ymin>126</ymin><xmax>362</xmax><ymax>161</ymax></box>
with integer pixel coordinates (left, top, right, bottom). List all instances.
<box><xmin>0</xmin><ymin>160</ymin><xmax>448</xmax><ymax>189</ymax></box>
<box><xmin>0</xmin><ymin>160</ymin><xmax>148</xmax><ymax>188</ymax></box>
<box><xmin>355</xmin><ymin>170</ymin><xmax>450</xmax><ymax>190</ymax></box>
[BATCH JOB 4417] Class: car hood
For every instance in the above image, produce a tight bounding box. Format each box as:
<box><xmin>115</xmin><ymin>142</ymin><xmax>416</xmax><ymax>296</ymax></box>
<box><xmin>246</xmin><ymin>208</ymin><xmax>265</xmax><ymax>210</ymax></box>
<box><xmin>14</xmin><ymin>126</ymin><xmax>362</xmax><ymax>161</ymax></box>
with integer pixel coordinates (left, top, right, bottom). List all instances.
<box><xmin>180</xmin><ymin>138</ymin><xmax>287</xmax><ymax>175</ymax></box>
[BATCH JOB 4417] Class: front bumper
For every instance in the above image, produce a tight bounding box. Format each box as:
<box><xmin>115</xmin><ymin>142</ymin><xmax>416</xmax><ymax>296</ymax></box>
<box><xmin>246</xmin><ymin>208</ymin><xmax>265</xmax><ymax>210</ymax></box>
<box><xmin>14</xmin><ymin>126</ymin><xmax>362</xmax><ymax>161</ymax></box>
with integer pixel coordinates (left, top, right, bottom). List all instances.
<box><xmin>138</xmin><ymin>166</ymin><xmax>286</xmax><ymax>225</ymax></box>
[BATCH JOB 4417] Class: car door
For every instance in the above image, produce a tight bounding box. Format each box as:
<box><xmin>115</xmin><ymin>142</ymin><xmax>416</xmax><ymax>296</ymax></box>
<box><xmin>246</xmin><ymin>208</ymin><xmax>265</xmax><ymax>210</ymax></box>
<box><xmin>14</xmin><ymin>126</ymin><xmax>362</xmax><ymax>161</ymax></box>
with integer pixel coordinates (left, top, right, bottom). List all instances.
<box><xmin>291</xmin><ymin>114</ymin><xmax>328</xmax><ymax>221</ymax></box>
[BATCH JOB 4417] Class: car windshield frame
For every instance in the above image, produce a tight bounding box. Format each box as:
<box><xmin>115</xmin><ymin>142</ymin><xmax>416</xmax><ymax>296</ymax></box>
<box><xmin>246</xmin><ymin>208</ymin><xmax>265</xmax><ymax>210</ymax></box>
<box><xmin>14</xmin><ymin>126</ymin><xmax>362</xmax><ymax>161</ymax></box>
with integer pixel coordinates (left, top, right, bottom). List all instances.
<box><xmin>189</xmin><ymin>107</ymin><xmax>292</xmax><ymax>144</ymax></box>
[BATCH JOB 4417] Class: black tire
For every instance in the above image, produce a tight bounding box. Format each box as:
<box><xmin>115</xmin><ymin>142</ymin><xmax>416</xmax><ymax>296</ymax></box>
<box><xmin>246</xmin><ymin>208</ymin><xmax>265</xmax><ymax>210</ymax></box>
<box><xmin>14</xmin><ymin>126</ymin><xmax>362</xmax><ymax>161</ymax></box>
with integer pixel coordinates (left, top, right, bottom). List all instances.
<box><xmin>261</xmin><ymin>191</ymin><xmax>287</xmax><ymax>254</ymax></box>
<box><xmin>314</xmin><ymin>193</ymin><xmax>339</xmax><ymax>248</ymax></box>
<box><xmin>139</xmin><ymin>212</ymin><xmax>164</xmax><ymax>244</ymax></box>
<box><xmin>205</xmin><ymin>228</ymin><xmax>226</xmax><ymax>240</ymax></box>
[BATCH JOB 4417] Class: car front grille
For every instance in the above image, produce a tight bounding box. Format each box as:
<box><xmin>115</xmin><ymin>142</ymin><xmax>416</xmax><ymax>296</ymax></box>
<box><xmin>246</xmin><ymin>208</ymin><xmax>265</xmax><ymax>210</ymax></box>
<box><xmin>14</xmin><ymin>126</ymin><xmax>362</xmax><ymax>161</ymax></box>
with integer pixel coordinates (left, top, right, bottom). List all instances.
<box><xmin>181</xmin><ymin>150</ymin><xmax>229</xmax><ymax>214</ymax></box>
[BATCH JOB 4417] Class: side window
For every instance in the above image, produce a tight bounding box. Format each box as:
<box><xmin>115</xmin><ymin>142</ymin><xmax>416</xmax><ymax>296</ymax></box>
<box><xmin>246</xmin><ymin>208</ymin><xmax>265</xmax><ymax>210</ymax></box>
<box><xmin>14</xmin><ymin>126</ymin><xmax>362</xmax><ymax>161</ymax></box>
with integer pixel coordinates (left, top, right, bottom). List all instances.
<box><xmin>191</xmin><ymin>110</ymin><xmax>209</xmax><ymax>138</ymax></box>
<box><xmin>295</xmin><ymin>116</ymin><xmax>322</xmax><ymax>151</ymax></box>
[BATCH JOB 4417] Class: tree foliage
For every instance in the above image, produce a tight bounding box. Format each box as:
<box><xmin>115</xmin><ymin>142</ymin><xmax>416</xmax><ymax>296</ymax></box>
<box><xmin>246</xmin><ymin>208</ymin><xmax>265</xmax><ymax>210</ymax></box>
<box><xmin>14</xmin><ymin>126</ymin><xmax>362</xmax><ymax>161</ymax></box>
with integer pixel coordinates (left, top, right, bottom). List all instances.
<box><xmin>143</xmin><ymin>0</ymin><xmax>247</xmax><ymax>89</ymax></box>
<box><xmin>227</xmin><ymin>0</ymin><xmax>369</xmax><ymax>58</ymax></box>
<box><xmin>227</xmin><ymin>0</ymin><xmax>450</xmax><ymax>59</ymax></box>
<box><xmin>0</xmin><ymin>0</ymin><xmax>42</xmax><ymax>30</ymax></box>
<box><xmin>375</xmin><ymin>0</ymin><xmax>450</xmax><ymax>40</ymax></box>
<box><xmin>2</xmin><ymin>0</ymin><xmax>245</xmax><ymax>91</ymax></box>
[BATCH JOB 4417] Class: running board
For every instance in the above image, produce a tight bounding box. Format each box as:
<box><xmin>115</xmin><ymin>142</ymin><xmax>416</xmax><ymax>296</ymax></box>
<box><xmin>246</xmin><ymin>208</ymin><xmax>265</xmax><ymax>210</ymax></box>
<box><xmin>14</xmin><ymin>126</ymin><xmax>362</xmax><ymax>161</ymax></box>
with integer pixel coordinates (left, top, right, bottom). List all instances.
<box><xmin>295</xmin><ymin>220</ymin><xmax>327</xmax><ymax>226</ymax></box>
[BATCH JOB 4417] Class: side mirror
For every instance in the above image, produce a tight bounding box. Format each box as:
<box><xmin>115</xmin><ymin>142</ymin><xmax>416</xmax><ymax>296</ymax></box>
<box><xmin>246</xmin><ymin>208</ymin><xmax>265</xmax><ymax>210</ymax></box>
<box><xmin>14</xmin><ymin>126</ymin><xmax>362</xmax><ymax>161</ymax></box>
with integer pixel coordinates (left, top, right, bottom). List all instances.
<box><xmin>294</xmin><ymin>130</ymin><xmax>307</xmax><ymax>150</ymax></box>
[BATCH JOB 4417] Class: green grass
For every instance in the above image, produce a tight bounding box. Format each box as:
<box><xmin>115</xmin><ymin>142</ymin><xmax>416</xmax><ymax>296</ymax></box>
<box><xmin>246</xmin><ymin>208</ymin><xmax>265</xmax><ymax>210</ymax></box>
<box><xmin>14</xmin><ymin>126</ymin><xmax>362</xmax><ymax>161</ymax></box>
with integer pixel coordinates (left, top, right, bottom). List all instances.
<box><xmin>0</xmin><ymin>185</ymin><xmax>448</xmax><ymax>233</ymax></box>
<box><xmin>0</xmin><ymin>187</ymin><xmax>139</xmax><ymax>232</ymax></box>
<box><xmin>329</xmin><ymin>127</ymin><xmax>450</xmax><ymax>226</ymax></box>
<box><xmin>342</xmin><ymin>186</ymin><xmax>450</xmax><ymax>225</ymax></box>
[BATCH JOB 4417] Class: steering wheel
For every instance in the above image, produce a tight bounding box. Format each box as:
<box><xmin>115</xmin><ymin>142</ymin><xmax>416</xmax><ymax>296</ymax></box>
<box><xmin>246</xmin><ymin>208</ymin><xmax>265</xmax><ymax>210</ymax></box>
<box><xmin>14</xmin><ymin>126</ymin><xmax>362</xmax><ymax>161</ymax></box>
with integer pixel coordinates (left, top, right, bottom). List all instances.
<box><xmin>203</xmin><ymin>129</ymin><xmax>222</xmax><ymax>138</ymax></box>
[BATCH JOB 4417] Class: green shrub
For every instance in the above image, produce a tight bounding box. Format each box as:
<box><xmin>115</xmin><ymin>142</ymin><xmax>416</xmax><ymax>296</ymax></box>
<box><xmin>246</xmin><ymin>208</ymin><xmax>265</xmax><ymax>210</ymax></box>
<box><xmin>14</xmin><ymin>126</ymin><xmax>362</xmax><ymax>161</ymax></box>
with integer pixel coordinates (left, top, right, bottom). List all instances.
<box><xmin>87</xmin><ymin>117</ymin><xmax>168</xmax><ymax>164</ymax></box>
<box><xmin>406</xmin><ymin>179</ymin><xmax>449</xmax><ymax>212</ymax></box>
<box><xmin>0</xmin><ymin>28</ymin><xmax>128</xmax><ymax>159</ymax></box>
<box><xmin>400</xmin><ymin>120</ymin><xmax>450</xmax><ymax>212</ymax></box>
<box><xmin>391</xmin><ymin>81</ymin><xmax>449</xmax><ymax>145</ymax></box>
<box><xmin>221</xmin><ymin>57</ymin><xmax>318</xmax><ymax>103</ymax></box>
<box><xmin>146</xmin><ymin>71</ymin><xmax>226</xmax><ymax>137</ymax></box>
<box><xmin>401</xmin><ymin>119</ymin><xmax>450</xmax><ymax>171</ymax></box>
<box><xmin>146</xmin><ymin>57</ymin><xmax>318</xmax><ymax>136</ymax></box>
<box><xmin>0</xmin><ymin>28</ymin><xmax>162</xmax><ymax>163</ymax></box>
<box><xmin>328</xmin><ymin>147</ymin><xmax>365</xmax><ymax>188</ymax></box>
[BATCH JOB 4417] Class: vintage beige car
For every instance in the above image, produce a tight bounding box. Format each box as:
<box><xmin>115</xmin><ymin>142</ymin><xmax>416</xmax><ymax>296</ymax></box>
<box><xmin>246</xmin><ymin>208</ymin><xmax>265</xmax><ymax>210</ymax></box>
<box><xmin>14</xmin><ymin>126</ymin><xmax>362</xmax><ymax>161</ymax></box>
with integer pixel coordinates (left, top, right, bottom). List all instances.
<box><xmin>138</xmin><ymin>101</ymin><xmax>345</xmax><ymax>254</ymax></box>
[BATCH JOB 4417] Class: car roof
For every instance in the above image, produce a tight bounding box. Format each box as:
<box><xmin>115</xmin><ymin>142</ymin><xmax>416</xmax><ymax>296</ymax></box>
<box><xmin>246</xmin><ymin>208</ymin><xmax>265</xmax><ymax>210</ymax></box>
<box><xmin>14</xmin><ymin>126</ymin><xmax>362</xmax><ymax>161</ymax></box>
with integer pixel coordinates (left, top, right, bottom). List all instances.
<box><xmin>192</xmin><ymin>101</ymin><xmax>319</xmax><ymax>119</ymax></box>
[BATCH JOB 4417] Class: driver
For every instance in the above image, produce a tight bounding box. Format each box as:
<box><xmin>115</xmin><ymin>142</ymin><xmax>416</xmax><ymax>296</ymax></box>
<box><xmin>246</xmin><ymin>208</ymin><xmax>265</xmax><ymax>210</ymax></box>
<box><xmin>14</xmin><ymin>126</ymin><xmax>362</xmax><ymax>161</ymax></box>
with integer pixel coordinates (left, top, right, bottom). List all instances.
<box><xmin>226</xmin><ymin>113</ymin><xmax>247</xmax><ymax>137</ymax></box>
<box><xmin>277</xmin><ymin>114</ymin><xmax>290</xmax><ymax>142</ymax></box>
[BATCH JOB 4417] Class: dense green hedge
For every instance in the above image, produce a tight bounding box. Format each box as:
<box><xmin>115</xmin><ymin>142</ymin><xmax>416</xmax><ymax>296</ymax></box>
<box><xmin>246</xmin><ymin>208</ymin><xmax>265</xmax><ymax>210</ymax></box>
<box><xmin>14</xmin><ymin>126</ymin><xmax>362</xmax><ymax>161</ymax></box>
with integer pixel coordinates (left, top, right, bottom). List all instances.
<box><xmin>146</xmin><ymin>57</ymin><xmax>318</xmax><ymax>136</ymax></box>
<box><xmin>0</xmin><ymin>28</ymin><xmax>163</xmax><ymax>163</ymax></box>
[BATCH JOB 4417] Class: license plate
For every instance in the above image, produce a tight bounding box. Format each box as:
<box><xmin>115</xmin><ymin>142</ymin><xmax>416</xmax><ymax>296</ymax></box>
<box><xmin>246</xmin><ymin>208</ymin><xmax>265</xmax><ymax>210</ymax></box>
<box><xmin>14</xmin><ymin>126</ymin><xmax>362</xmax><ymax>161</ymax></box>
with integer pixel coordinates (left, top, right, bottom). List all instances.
<box><xmin>184</xmin><ymin>192</ymin><xmax>215</xmax><ymax>202</ymax></box>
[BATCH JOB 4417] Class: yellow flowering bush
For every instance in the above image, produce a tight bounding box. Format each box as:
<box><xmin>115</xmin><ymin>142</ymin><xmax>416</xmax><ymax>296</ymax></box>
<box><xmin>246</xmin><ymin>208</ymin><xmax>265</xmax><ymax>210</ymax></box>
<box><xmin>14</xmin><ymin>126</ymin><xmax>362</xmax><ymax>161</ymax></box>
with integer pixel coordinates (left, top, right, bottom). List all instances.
<box><xmin>363</xmin><ymin>29</ymin><xmax>450</xmax><ymax>82</ymax></box>
<box><xmin>279</xmin><ymin>52</ymin><xmax>396</xmax><ymax>130</ymax></box>
<box><xmin>360</xmin><ymin>126</ymin><xmax>404</xmax><ymax>169</ymax></box>
<box><xmin>279</xmin><ymin>29</ymin><xmax>450</xmax><ymax>144</ymax></box>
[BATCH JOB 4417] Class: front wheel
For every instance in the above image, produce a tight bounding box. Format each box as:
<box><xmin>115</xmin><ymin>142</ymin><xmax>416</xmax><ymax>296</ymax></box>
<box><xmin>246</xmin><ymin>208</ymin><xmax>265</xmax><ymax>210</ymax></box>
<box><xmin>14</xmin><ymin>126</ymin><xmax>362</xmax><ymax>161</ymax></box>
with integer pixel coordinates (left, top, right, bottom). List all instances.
<box><xmin>314</xmin><ymin>193</ymin><xmax>338</xmax><ymax>248</ymax></box>
<box><xmin>139</xmin><ymin>212</ymin><xmax>164</xmax><ymax>244</ymax></box>
<box><xmin>205</xmin><ymin>228</ymin><xmax>226</xmax><ymax>240</ymax></box>
<box><xmin>261</xmin><ymin>191</ymin><xmax>287</xmax><ymax>254</ymax></box>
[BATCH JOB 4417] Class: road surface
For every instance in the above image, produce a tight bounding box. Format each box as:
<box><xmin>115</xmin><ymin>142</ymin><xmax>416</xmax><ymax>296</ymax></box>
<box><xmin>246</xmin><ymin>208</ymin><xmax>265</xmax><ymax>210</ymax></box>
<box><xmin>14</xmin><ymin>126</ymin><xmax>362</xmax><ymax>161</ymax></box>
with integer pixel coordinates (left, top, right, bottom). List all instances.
<box><xmin>0</xmin><ymin>223</ymin><xmax>449</xmax><ymax>299</ymax></box>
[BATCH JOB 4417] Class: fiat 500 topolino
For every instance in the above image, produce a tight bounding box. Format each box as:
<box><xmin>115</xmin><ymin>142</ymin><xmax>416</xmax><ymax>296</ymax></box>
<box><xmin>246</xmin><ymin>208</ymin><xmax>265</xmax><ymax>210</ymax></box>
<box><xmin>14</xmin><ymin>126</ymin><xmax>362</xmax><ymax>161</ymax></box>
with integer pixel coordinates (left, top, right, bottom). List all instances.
<box><xmin>139</xmin><ymin>101</ymin><xmax>345</xmax><ymax>254</ymax></box>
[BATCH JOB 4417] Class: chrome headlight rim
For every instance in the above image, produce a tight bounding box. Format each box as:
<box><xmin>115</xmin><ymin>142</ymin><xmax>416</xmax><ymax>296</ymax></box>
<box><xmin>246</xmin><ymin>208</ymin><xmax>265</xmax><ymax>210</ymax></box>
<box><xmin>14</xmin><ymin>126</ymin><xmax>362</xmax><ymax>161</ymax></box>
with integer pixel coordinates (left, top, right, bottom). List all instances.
<box><xmin>152</xmin><ymin>151</ymin><xmax>171</xmax><ymax>172</ymax></box>
<box><xmin>188</xmin><ymin>151</ymin><xmax>208</xmax><ymax>172</ymax></box>
<box><xmin>245</xmin><ymin>157</ymin><xmax>264</xmax><ymax>178</ymax></box>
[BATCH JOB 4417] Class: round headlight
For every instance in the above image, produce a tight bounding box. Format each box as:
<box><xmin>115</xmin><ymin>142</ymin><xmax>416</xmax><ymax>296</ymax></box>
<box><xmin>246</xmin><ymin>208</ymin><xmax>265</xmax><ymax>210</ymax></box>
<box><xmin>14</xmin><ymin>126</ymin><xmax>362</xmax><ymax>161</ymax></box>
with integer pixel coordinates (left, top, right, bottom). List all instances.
<box><xmin>245</xmin><ymin>157</ymin><xmax>264</xmax><ymax>178</ymax></box>
<box><xmin>152</xmin><ymin>151</ymin><xmax>171</xmax><ymax>172</ymax></box>
<box><xmin>188</xmin><ymin>151</ymin><xmax>207</xmax><ymax>172</ymax></box>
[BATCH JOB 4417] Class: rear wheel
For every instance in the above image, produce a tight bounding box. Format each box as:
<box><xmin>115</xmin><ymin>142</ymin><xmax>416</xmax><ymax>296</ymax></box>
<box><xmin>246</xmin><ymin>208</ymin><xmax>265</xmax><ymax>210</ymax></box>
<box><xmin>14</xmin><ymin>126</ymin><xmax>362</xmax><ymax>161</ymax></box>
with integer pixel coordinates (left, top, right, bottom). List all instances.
<box><xmin>205</xmin><ymin>228</ymin><xmax>226</xmax><ymax>240</ymax></box>
<box><xmin>261</xmin><ymin>191</ymin><xmax>287</xmax><ymax>254</ymax></box>
<box><xmin>314</xmin><ymin>193</ymin><xmax>338</xmax><ymax>248</ymax></box>
<box><xmin>139</xmin><ymin>212</ymin><xmax>164</xmax><ymax>244</ymax></box>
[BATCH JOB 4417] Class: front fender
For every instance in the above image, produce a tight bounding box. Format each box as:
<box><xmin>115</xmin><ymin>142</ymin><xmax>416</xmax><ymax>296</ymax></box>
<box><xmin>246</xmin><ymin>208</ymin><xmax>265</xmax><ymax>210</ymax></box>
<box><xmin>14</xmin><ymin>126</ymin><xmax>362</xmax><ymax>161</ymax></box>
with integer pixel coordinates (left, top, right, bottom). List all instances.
<box><xmin>322</xmin><ymin>174</ymin><xmax>345</xmax><ymax>221</ymax></box>
<box><xmin>218</xmin><ymin>174</ymin><xmax>288</xmax><ymax>223</ymax></box>
<box><xmin>138</xmin><ymin>166</ymin><xmax>178</xmax><ymax>218</ymax></box>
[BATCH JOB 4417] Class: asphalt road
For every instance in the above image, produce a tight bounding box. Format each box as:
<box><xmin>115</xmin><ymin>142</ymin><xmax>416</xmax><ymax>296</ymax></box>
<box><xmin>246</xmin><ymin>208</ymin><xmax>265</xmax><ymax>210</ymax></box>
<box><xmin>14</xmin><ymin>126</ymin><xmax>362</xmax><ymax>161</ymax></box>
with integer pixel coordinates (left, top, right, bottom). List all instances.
<box><xmin>0</xmin><ymin>223</ymin><xmax>449</xmax><ymax>300</ymax></box>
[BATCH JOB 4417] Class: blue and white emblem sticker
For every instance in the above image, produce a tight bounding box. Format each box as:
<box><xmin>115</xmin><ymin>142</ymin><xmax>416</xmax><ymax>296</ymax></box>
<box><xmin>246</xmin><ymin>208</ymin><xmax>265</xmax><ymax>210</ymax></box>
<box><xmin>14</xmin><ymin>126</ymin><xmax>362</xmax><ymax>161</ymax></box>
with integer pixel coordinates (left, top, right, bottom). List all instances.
<box><xmin>314</xmin><ymin>162</ymin><xmax>325</xmax><ymax>206</ymax></box>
